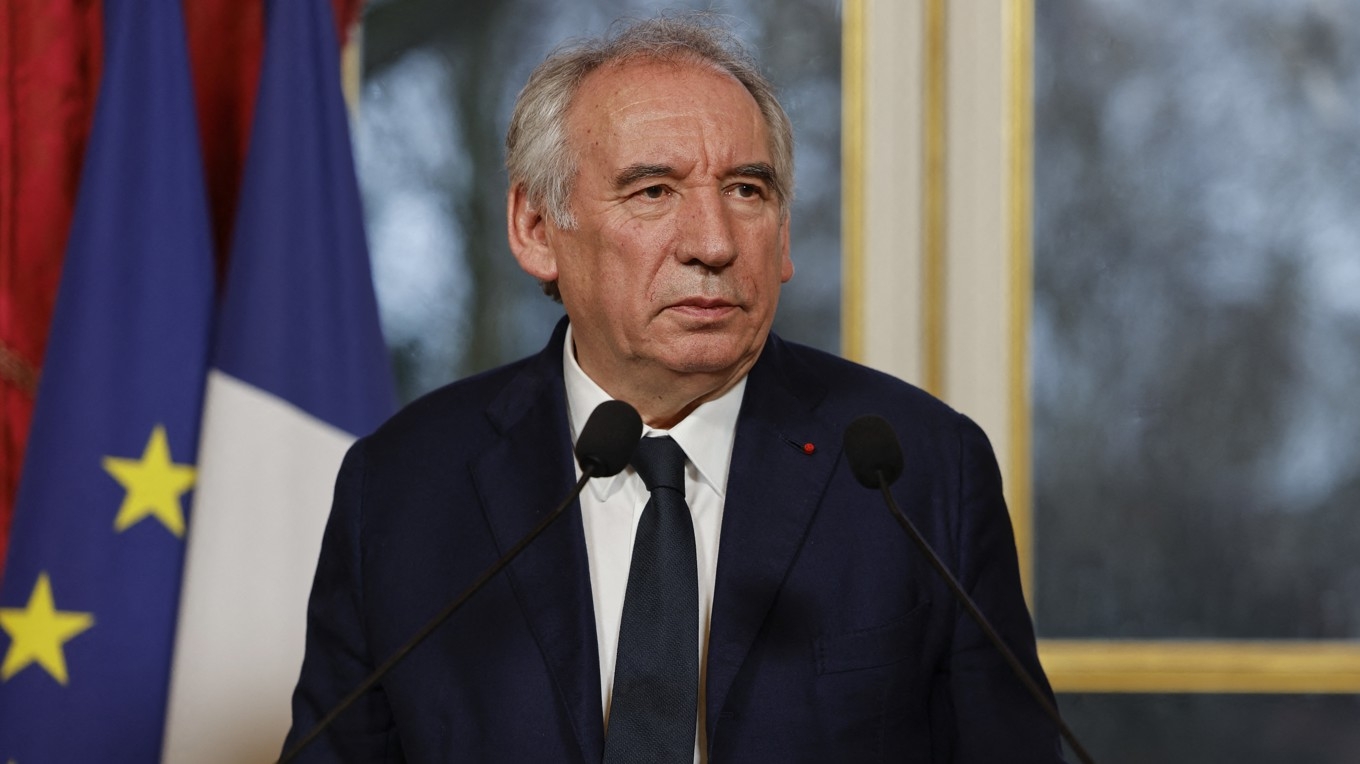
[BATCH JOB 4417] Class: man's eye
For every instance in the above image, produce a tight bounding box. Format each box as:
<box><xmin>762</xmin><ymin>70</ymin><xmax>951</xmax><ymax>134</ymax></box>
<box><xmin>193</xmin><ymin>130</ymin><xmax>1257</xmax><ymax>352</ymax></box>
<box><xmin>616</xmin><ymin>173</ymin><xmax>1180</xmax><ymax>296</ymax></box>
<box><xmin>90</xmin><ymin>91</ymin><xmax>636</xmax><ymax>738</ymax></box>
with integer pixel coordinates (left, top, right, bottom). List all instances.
<box><xmin>639</xmin><ymin>185</ymin><xmax>667</xmax><ymax>199</ymax></box>
<box><xmin>732</xmin><ymin>183</ymin><xmax>763</xmax><ymax>198</ymax></box>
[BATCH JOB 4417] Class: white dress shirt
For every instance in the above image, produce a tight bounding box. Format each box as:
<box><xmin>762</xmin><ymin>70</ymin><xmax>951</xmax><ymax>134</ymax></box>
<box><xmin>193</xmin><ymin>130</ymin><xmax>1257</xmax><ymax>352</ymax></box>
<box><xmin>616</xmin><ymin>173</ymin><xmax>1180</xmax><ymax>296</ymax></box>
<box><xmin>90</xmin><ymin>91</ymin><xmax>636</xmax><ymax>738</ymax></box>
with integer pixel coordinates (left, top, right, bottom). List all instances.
<box><xmin>563</xmin><ymin>324</ymin><xmax>744</xmax><ymax>763</ymax></box>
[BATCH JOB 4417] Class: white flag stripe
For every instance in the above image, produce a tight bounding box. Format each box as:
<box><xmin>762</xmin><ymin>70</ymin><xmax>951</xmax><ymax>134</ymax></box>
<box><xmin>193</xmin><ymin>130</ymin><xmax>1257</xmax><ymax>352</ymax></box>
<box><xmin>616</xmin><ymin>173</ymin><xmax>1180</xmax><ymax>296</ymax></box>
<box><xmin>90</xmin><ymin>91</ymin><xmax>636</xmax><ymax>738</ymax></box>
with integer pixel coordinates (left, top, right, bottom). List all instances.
<box><xmin>163</xmin><ymin>370</ymin><xmax>354</xmax><ymax>764</ymax></box>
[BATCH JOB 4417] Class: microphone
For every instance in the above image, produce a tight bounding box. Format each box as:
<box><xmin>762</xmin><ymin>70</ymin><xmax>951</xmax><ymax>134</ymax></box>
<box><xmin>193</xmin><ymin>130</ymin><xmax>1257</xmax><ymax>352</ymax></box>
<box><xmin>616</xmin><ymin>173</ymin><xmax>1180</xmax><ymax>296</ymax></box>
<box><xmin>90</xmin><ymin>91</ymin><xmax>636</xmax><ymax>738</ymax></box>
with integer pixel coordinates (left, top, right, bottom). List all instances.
<box><xmin>843</xmin><ymin>415</ymin><xmax>1096</xmax><ymax>764</ymax></box>
<box><xmin>279</xmin><ymin>400</ymin><xmax>643</xmax><ymax>763</ymax></box>
<box><xmin>574</xmin><ymin>399</ymin><xmax>644</xmax><ymax>477</ymax></box>
<box><xmin>843</xmin><ymin>415</ymin><xmax>904</xmax><ymax>488</ymax></box>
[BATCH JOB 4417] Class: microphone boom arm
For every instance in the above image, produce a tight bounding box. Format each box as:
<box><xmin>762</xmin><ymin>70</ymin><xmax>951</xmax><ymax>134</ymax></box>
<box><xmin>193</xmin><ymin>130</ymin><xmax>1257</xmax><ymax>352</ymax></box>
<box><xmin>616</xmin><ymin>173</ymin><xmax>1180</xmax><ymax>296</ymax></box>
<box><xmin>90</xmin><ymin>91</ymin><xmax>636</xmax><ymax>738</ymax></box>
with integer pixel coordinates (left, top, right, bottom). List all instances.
<box><xmin>277</xmin><ymin>465</ymin><xmax>599</xmax><ymax>764</ymax></box>
<box><xmin>873</xmin><ymin>470</ymin><xmax>1096</xmax><ymax>764</ymax></box>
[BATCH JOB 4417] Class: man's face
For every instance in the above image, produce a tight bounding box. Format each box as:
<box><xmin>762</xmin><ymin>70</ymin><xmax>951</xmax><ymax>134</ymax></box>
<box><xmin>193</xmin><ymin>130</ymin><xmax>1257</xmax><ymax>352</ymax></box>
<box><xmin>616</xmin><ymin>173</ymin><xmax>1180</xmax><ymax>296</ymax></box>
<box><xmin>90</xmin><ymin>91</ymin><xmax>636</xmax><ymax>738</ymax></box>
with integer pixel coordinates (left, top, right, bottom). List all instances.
<box><xmin>516</xmin><ymin>58</ymin><xmax>792</xmax><ymax>407</ymax></box>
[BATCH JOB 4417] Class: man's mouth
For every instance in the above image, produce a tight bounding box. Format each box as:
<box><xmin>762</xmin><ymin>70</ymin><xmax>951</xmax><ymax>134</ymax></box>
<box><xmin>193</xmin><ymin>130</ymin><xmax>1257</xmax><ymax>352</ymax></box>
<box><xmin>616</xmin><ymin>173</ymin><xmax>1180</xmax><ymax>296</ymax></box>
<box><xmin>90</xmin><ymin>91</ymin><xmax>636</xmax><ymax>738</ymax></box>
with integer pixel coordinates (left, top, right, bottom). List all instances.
<box><xmin>667</xmin><ymin>297</ymin><xmax>738</xmax><ymax>319</ymax></box>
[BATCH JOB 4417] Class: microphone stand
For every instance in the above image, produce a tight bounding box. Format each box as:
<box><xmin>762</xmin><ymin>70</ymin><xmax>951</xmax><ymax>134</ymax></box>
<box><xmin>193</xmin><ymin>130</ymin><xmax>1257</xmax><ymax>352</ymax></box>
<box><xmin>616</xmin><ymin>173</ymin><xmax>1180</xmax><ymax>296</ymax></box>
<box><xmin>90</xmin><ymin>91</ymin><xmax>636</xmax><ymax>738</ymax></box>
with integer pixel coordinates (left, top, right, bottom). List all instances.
<box><xmin>277</xmin><ymin>464</ymin><xmax>600</xmax><ymax>764</ymax></box>
<box><xmin>873</xmin><ymin>470</ymin><xmax>1096</xmax><ymax>764</ymax></box>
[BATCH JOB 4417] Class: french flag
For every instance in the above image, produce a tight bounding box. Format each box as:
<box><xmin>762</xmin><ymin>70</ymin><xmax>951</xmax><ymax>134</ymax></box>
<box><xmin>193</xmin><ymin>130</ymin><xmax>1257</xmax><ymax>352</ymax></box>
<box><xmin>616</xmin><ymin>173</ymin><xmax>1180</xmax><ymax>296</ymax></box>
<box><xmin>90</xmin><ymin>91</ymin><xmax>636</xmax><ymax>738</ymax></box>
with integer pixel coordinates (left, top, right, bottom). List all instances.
<box><xmin>162</xmin><ymin>1</ymin><xmax>395</xmax><ymax>761</ymax></box>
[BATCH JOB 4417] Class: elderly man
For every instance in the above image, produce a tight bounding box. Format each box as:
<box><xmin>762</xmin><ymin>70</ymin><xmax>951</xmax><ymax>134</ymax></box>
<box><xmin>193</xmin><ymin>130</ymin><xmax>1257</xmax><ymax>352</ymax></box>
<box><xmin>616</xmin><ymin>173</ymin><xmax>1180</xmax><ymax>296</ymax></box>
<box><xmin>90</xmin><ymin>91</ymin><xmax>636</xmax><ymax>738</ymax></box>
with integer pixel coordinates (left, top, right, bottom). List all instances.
<box><xmin>284</xmin><ymin>15</ymin><xmax>1064</xmax><ymax>763</ymax></box>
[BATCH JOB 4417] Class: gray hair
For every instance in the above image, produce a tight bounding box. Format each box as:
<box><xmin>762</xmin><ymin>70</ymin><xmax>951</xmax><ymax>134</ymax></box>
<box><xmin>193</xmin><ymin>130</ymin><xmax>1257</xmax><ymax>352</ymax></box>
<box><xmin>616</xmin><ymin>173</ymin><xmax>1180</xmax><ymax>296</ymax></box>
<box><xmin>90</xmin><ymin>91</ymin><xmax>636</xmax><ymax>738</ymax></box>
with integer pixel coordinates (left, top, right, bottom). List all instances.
<box><xmin>506</xmin><ymin>14</ymin><xmax>795</xmax><ymax>297</ymax></box>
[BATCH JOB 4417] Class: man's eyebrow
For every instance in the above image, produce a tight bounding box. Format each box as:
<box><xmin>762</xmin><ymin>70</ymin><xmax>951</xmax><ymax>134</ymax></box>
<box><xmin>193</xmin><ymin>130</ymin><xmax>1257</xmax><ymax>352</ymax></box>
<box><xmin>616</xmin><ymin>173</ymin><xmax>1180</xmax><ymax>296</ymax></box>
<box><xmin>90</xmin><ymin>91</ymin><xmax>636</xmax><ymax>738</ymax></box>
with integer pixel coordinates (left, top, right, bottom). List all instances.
<box><xmin>731</xmin><ymin>162</ymin><xmax>777</xmax><ymax>185</ymax></box>
<box><xmin>613</xmin><ymin>163</ymin><xmax>674</xmax><ymax>189</ymax></box>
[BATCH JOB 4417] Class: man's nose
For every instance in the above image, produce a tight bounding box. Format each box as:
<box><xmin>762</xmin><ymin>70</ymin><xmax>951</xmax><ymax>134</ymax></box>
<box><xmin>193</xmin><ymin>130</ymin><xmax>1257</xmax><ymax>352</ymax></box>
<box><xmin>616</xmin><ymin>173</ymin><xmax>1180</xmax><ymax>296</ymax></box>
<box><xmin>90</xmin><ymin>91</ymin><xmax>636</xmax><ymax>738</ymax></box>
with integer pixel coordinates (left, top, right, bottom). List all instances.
<box><xmin>677</xmin><ymin>190</ymin><xmax>738</xmax><ymax>269</ymax></box>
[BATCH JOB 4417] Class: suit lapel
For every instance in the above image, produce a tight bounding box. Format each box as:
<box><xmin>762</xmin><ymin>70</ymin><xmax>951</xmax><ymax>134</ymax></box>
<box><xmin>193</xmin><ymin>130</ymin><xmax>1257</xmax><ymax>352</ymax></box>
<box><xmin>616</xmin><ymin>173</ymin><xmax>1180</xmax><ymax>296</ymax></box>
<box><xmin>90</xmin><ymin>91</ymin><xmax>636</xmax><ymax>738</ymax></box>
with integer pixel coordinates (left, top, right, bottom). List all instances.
<box><xmin>472</xmin><ymin>321</ymin><xmax>605</xmax><ymax>763</ymax></box>
<box><xmin>468</xmin><ymin>327</ymin><xmax>840</xmax><ymax>757</ymax></box>
<box><xmin>704</xmin><ymin>336</ymin><xmax>840</xmax><ymax>746</ymax></box>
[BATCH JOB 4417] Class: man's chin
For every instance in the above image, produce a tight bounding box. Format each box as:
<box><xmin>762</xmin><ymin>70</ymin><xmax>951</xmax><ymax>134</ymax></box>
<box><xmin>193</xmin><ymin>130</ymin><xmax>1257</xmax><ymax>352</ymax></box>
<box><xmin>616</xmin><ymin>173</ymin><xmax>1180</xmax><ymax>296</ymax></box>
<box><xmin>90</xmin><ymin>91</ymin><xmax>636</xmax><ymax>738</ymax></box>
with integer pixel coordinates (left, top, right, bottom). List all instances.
<box><xmin>656</xmin><ymin>339</ymin><xmax>765</xmax><ymax>379</ymax></box>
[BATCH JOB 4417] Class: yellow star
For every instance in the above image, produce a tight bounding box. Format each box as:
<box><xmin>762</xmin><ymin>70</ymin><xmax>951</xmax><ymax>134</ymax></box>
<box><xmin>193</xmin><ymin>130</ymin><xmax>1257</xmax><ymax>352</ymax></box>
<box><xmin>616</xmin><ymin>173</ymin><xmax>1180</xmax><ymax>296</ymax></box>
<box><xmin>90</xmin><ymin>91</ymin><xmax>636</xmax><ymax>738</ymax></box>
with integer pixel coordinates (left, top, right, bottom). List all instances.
<box><xmin>102</xmin><ymin>424</ymin><xmax>196</xmax><ymax>537</ymax></box>
<box><xmin>0</xmin><ymin>573</ymin><xmax>95</xmax><ymax>685</ymax></box>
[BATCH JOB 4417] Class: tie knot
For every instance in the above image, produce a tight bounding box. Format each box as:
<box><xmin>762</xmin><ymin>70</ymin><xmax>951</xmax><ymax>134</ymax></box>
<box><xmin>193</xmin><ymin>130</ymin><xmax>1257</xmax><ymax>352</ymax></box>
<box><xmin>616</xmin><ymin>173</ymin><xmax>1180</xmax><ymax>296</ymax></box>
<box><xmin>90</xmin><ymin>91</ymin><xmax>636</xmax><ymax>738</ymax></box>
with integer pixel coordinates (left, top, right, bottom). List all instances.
<box><xmin>631</xmin><ymin>436</ymin><xmax>687</xmax><ymax>493</ymax></box>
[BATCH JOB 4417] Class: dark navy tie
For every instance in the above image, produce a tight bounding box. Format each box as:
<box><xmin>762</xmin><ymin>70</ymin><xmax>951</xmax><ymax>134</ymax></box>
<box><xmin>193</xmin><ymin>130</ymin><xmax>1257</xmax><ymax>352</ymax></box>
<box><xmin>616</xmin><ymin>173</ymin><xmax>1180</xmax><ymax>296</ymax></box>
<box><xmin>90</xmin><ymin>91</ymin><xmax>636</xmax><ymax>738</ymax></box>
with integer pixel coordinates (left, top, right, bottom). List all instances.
<box><xmin>603</xmin><ymin>435</ymin><xmax>698</xmax><ymax>763</ymax></box>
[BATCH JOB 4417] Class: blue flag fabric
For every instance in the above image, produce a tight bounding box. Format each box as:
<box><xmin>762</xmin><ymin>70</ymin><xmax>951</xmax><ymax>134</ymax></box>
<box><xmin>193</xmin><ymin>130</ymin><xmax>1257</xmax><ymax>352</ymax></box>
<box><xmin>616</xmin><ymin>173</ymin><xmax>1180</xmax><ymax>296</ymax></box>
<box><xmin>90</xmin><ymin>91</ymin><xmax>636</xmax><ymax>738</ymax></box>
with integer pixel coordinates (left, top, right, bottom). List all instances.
<box><xmin>0</xmin><ymin>0</ymin><xmax>215</xmax><ymax>760</ymax></box>
<box><xmin>214</xmin><ymin>0</ymin><xmax>395</xmax><ymax>432</ymax></box>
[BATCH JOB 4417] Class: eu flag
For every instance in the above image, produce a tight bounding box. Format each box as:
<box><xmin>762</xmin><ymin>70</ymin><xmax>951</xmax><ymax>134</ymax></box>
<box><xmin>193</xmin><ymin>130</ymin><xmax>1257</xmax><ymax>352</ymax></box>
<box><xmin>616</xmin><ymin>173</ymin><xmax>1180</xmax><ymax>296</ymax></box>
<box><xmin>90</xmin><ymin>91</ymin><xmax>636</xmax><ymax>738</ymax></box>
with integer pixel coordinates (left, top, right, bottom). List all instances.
<box><xmin>0</xmin><ymin>0</ymin><xmax>215</xmax><ymax>760</ymax></box>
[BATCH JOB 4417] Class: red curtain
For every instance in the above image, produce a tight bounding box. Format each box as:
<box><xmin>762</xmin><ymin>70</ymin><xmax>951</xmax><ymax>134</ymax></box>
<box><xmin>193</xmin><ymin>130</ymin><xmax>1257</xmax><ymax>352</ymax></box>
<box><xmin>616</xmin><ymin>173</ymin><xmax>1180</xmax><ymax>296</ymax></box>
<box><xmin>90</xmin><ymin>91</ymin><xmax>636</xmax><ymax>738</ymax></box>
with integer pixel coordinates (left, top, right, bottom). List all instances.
<box><xmin>0</xmin><ymin>0</ymin><xmax>364</xmax><ymax>569</ymax></box>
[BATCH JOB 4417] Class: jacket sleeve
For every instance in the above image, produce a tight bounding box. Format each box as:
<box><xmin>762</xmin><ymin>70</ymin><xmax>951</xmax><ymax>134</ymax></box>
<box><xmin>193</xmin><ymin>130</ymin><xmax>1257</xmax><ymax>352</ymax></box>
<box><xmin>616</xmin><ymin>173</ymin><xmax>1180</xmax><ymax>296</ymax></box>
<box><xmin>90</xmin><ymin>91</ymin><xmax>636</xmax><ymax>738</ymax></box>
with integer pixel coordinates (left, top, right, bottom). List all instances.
<box><xmin>281</xmin><ymin>438</ymin><xmax>405</xmax><ymax>762</ymax></box>
<box><xmin>946</xmin><ymin>416</ymin><xmax>1067</xmax><ymax>763</ymax></box>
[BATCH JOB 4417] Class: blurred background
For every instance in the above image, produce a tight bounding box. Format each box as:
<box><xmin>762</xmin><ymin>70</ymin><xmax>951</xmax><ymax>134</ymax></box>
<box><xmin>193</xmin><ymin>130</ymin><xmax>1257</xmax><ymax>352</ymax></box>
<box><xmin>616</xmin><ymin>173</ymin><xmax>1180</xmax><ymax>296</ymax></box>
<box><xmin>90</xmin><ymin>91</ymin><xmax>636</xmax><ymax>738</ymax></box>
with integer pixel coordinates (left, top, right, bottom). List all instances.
<box><xmin>1033</xmin><ymin>0</ymin><xmax>1360</xmax><ymax>759</ymax></box>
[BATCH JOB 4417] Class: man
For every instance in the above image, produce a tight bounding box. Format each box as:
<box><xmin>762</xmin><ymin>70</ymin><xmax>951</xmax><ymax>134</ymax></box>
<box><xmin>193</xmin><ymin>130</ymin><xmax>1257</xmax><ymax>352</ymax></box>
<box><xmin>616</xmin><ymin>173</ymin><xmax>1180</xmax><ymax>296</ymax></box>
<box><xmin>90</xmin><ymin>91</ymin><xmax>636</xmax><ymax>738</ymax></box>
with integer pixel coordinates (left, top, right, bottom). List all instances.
<box><xmin>284</xmin><ymin>15</ymin><xmax>1065</xmax><ymax>763</ymax></box>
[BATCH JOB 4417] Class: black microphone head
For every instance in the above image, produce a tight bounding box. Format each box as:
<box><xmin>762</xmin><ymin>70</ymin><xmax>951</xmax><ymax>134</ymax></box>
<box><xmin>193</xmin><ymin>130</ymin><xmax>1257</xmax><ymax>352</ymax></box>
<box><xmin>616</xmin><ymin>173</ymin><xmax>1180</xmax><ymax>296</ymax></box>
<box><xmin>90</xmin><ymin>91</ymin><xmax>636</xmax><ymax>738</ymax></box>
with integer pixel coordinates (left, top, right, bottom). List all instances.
<box><xmin>575</xmin><ymin>400</ymin><xmax>643</xmax><ymax>477</ymax></box>
<box><xmin>843</xmin><ymin>415</ymin><xmax>905</xmax><ymax>489</ymax></box>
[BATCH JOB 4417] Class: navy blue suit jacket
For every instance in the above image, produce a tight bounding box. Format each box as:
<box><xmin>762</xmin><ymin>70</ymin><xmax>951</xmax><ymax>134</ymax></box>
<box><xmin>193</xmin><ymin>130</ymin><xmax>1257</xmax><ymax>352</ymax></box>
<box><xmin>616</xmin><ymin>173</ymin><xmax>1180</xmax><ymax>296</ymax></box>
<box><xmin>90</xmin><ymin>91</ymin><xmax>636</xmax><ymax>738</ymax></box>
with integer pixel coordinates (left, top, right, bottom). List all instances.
<box><xmin>284</xmin><ymin>320</ymin><xmax>1064</xmax><ymax>762</ymax></box>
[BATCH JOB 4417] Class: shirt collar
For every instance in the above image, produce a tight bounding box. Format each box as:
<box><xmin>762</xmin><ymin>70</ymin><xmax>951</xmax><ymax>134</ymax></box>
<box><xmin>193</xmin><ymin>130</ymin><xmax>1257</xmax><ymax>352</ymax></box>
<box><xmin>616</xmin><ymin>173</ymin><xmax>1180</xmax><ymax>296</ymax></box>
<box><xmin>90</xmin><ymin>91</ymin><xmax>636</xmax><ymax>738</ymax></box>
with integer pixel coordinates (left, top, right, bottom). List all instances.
<box><xmin>563</xmin><ymin>323</ymin><xmax>746</xmax><ymax>501</ymax></box>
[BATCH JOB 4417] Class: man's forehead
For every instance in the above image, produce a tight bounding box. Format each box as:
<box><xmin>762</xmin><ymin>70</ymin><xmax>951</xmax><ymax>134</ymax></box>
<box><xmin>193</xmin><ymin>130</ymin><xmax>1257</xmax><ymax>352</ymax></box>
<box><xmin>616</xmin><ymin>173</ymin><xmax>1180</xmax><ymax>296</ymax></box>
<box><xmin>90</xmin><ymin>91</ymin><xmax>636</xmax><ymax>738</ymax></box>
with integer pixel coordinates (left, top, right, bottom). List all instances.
<box><xmin>568</xmin><ymin>58</ymin><xmax>770</xmax><ymax>164</ymax></box>
<box><xmin>571</xmin><ymin>58</ymin><xmax>755</xmax><ymax>122</ymax></box>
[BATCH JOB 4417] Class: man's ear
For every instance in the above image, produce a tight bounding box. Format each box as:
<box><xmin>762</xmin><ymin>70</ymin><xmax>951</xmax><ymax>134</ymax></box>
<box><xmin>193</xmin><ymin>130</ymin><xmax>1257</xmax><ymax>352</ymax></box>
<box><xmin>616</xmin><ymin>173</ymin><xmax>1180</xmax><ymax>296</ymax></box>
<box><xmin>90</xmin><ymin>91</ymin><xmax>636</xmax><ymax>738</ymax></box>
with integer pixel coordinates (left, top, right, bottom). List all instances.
<box><xmin>779</xmin><ymin>214</ymin><xmax>794</xmax><ymax>283</ymax></box>
<box><xmin>507</xmin><ymin>183</ymin><xmax>558</xmax><ymax>282</ymax></box>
